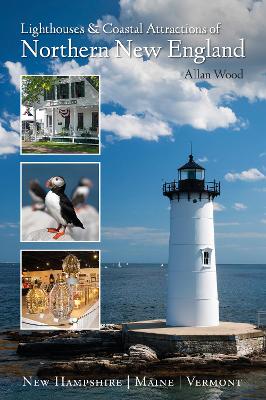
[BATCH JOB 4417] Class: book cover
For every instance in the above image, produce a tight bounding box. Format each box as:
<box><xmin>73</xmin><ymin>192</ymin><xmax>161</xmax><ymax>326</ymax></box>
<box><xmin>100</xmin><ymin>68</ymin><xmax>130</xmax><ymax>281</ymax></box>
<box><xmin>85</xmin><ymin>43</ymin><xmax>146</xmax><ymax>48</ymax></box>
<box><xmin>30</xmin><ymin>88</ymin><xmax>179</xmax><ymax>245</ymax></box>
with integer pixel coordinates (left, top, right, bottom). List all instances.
<box><xmin>0</xmin><ymin>1</ymin><xmax>266</xmax><ymax>399</ymax></box>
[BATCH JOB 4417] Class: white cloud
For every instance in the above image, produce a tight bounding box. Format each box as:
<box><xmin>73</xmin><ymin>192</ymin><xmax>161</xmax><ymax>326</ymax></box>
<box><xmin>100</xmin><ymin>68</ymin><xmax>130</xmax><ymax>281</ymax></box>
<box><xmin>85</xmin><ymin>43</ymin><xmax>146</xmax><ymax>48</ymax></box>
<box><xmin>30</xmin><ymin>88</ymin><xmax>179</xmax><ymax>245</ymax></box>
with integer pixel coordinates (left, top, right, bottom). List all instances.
<box><xmin>76</xmin><ymin>0</ymin><xmax>266</xmax><ymax>143</ymax></box>
<box><xmin>253</xmin><ymin>187</ymin><xmax>266</xmax><ymax>192</ymax></box>
<box><xmin>101</xmin><ymin>112</ymin><xmax>172</xmax><ymax>141</ymax></box>
<box><xmin>215</xmin><ymin>222</ymin><xmax>240</xmax><ymax>226</ymax></box>
<box><xmin>233</xmin><ymin>202</ymin><xmax>247</xmax><ymax>211</ymax></box>
<box><xmin>10</xmin><ymin>118</ymin><xmax>20</xmax><ymax>133</ymax></box>
<box><xmin>102</xmin><ymin>226</ymin><xmax>169</xmax><ymax>245</ymax></box>
<box><xmin>0</xmin><ymin>122</ymin><xmax>20</xmax><ymax>155</ymax></box>
<box><xmin>217</xmin><ymin>232</ymin><xmax>266</xmax><ymax>239</ymax></box>
<box><xmin>4</xmin><ymin>0</ymin><xmax>266</xmax><ymax>145</ymax></box>
<box><xmin>213</xmin><ymin>202</ymin><xmax>226</xmax><ymax>212</ymax></box>
<box><xmin>4</xmin><ymin>61</ymin><xmax>27</xmax><ymax>91</ymax></box>
<box><xmin>0</xmin><ymin>222</ymin><xmax>19</xmax><ymax>229</ymax></box>
<box><xmin>94</xmin><ymin>0</ymin><xmax>266</xmax><ymax>104</ymax></box>
<box><xmin>2</xmin><ymin>112</ymin><xmax>20</xmax><ymax>133</ymax></box>
<box><xmin>51</xmin><ymin>50</ymin><xmax>238</xmax><ymax>141</ymax></box>
<box><xmin>259</xmin><ymin>152</ymin><xmax>266</xmax><ymax>157</ymax></box>
<box><xmin>197</xmin><ymin>157</ymin><xmax>208</xmax><ymax>163</ymax></box>
<box><xmin>260</xmin><ymin>219</ymin><xmax>266</xmax><ymax>224</ymax></box>
<box><xmin>225</xmin><ymin>168</ymin><xmax>266</xmax><ymax>182</ymax></box>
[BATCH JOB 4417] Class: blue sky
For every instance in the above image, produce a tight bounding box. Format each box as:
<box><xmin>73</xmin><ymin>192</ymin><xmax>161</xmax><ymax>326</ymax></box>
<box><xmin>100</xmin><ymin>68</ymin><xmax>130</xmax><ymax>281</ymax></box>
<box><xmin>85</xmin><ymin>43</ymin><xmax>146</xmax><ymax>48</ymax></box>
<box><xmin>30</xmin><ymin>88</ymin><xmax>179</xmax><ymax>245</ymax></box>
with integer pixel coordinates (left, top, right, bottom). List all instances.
<box><xmin>0</xmin><ymin>0</ymin><xmax>266</xmax><ymax>263</ymax></box>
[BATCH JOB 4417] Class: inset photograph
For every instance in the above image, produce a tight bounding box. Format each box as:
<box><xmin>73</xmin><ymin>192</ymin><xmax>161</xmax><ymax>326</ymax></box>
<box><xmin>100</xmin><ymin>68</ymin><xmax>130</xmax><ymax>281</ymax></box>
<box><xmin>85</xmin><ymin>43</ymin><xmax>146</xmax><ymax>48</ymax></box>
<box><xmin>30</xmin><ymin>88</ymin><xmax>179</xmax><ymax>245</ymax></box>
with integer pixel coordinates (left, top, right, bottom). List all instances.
<box><xmin>21</xmin><ymin>162</ymin><xmax>100</xmax><ymax>242</ymax></box>
<box><xmin>21</xmin><ymin>250</ymin><xmax>100</xmax><ymax>330</ymax></box>
<box><xmin>21</xmin><ymin>75</ymin><xmax>100</xmax><ymax>155</ymax></box>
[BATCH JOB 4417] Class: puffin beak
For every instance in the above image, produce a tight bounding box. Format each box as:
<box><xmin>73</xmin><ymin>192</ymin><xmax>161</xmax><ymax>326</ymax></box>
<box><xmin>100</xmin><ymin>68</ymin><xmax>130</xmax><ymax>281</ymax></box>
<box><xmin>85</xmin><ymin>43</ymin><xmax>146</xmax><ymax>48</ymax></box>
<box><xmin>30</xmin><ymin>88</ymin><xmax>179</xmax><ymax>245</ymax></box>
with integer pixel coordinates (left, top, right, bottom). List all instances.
<box><xmin>46</xmin><ymin>179</ymin><xmax>52</xmax><ymax>188</ymax></box>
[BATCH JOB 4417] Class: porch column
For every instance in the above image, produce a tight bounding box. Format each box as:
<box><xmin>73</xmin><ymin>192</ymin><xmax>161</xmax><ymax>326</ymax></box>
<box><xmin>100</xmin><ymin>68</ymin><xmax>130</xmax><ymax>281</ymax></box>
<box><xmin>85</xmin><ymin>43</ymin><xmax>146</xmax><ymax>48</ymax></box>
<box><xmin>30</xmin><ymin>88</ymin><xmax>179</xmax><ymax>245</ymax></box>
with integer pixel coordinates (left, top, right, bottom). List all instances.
<box><xmin>43</xmin><ymin>109</ymin><xmax>47</xmax><ymax>133</ymax></box>
<box><xmin>52</xmin><ymin>107</ymin><xmax>56</xmax><ymax>136</ymax></box>
<box><xmin>73</xmin><ymin>106</ymin><xmax>77</xmax><ymax>136</ymax></box>
<box><xmin>33</xmin><ymin>107</ymin><xmax>37</xmax><ymax>141</ymax></box>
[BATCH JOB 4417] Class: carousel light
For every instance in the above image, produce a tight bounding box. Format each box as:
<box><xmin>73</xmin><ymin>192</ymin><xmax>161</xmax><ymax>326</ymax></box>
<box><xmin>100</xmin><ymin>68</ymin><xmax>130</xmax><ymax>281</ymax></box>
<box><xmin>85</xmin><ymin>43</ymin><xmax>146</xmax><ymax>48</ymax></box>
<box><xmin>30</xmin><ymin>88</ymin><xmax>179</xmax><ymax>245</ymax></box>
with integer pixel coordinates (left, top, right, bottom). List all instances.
<box><xmin>26</xmin><ymin>284</ymin><xmax>48</xmax><ymax>314</ymax></box>
<box><xmin>93</xmin><ymin>287</ymin><xmax>99</xmax><ymax>299</ymax></box>
<box><xmin>62</xmin><ymin>254</ymin><xmax>80</xmax><ymax>285</ymax></box>
<box><xmin>73</xmin><ymin>291</ymin><xmax>82</xmax><ymax>309</ymax></box>
<box><xmin>49</xmin><ymin>274</ymin><xmax>73</xmax><ymax>321</ymax></box>
<box><xmin>88</xmin><ymin>286</ymin><xmax>99</xmax><ymax>301</ymax></box>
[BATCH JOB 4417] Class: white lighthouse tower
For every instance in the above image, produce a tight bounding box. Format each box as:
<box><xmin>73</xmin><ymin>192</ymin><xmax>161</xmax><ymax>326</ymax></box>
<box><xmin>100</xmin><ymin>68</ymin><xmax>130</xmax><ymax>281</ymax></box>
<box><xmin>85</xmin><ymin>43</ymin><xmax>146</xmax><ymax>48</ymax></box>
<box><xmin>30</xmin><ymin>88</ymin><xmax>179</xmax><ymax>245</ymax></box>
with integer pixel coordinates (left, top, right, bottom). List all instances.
<box><xmin>163</xmin><ymin>153</ymin><xmax>220</xmax><ymax>327</ymax></box>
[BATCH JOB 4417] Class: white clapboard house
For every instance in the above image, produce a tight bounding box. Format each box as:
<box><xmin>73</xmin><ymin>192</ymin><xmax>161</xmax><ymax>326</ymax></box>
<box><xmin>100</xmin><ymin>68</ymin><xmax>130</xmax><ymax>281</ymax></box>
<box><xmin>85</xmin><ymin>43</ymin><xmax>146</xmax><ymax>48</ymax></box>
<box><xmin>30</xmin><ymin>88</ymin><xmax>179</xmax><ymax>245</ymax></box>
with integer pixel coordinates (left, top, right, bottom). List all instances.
<box><xmin>22</xmin><ymin>76</ymin><xmax>99</xmax><ymax>145</ymax></box>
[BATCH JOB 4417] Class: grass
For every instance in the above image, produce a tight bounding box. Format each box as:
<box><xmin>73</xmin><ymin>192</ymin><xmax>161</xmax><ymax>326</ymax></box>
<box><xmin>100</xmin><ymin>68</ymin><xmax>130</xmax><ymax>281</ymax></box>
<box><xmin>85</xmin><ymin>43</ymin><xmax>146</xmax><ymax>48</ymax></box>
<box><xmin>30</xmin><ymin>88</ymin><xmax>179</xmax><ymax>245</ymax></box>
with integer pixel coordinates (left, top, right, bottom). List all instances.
<box><xmin>22</xmin><ymin>141</ymin><xmax>99</xmax><ymax>154</ymax></box>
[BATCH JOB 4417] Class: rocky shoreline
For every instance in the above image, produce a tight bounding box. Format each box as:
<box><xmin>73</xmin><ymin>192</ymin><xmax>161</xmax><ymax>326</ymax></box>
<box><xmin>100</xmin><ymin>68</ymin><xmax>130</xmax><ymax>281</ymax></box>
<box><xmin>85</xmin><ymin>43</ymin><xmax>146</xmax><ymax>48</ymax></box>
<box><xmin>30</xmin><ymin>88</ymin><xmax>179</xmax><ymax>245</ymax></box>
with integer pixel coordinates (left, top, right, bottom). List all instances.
<box><xmin>2</xmin><ymin>325</ymin><xmax>265</xmax><ymax>379</ymax></box>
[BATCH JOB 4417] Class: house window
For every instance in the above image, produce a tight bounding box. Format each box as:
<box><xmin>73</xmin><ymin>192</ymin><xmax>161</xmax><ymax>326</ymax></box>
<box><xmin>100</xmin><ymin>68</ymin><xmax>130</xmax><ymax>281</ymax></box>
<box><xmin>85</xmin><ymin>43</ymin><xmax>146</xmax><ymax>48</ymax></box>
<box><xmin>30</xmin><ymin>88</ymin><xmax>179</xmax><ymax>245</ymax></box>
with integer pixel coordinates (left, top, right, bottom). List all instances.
<box><xmin>92</xmin><ymin>112</ymin><xmax>98</xmax><ymax>130</ymax></box>
<box><xmin>57</xmin><ymin>83</ymin><xmax>69</xmax><ymax>99</ymax></box>
<box><xmin>22</xmin><ymin>121</ymin><xmax>30</xmax><ymax>132</ymax></box>
<box><xmin>71</xmin><ymin>81</ymin><xmax>85</xmax><ymax>98</ymax></box>
<box><xmin>201</xmin><ymin>248</ymin><xmax>212</xmax><ymax>267</ymax></box>
<box><xmin>44</xmin><ymin>86</ymin><xmax>55</xmax><ymax>100</ymax></box>
<box><xmin>77</xmin><ymin>113</ymin><xmax>84</xmax><ymax>129</ymax></box>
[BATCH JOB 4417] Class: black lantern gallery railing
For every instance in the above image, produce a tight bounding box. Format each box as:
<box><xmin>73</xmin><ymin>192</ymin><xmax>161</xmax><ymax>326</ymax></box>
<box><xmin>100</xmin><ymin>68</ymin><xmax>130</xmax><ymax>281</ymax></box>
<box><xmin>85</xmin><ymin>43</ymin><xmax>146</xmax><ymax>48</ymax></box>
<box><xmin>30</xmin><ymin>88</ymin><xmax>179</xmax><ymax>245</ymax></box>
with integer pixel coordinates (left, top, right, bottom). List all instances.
<box><xmin>163</xmin><ymin>179</ymin><xmax>220</xmax><ymax>199</ymax></box>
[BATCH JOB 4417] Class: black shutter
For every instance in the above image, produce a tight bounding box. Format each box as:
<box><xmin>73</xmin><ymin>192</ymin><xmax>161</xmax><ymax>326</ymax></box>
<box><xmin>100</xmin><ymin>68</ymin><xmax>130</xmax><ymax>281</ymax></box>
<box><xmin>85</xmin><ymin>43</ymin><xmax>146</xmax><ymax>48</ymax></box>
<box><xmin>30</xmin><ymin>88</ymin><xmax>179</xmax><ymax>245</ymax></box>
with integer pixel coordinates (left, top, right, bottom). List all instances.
<box><xmin>71</xmin><ymin>82</ymin><xmax>75</xmax><ymax>98</ymax></box>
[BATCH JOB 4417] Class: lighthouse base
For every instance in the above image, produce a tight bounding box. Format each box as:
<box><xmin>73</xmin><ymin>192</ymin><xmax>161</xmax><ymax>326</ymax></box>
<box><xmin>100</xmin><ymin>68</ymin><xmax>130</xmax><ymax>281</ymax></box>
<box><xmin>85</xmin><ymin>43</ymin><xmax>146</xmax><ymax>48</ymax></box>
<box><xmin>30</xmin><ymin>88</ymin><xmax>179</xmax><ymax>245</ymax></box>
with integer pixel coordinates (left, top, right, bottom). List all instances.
<box><xmin>122</xmin><ymin>320</ymin><xmax>265</xmax><ymax>357</ymax></box>
<box><xmin>167</xmin><ymin>298</ymin><xmax>219</xmax><ymax>327</ymax></box>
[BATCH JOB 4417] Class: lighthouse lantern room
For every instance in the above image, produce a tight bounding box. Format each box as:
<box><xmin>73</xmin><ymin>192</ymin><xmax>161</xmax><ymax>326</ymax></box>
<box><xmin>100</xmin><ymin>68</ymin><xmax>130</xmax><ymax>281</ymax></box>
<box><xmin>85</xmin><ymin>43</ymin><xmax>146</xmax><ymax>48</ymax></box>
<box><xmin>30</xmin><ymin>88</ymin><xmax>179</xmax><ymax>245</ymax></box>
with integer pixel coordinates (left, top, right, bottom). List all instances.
<box><xmin>163</xmin><ymin>153</ymin><xmax>220</xmax><ymax>327</ymax></box>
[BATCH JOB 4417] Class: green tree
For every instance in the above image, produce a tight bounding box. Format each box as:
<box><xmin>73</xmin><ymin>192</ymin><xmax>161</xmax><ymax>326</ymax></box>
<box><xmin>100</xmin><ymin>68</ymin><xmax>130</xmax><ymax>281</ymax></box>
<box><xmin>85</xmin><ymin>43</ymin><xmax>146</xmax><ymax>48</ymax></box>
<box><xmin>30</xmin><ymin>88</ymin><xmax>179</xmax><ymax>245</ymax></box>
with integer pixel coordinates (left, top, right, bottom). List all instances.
<box><xmin>22</xmin><ymin>76</ymin><xmax>60</xmax><ymax>139</ymax></box>
<box><xmin>86</xmin><ymin>76</ymin><xmax>99</xmax><ymax>91</ymax></box>
<box><xmin>21</xmin><ymin>76</ymin><xmax>60</xmax><ymax>106</ymax></box>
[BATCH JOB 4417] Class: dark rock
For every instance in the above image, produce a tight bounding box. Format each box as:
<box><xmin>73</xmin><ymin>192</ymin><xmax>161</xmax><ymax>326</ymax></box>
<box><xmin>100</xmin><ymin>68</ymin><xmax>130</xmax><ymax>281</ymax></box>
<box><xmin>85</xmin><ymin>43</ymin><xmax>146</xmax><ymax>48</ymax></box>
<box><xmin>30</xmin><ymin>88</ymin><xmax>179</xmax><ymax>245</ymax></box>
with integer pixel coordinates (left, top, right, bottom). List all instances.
<box><xmin>37</xmin><ymin>352</ymin><xmax>266</xmax><ymax>379</ymax></box>
<box><xmin>250</xmin><ymin>357</ymin><xmax>266</xmax><ymax>367</ymax></box>
<box><xmin>38</xmin><ymin>359</ymin><xmax>129</xmax><ymax>378</ymax></box>
<box><xmin>100</xmin><ymin>324</ymin><xmax>122</xmax><ymax>331</ymax></box>
<box><xmin>17</xmin><ymin>330</ymin><xmax>123</xmax><ymax>357</ymax></box>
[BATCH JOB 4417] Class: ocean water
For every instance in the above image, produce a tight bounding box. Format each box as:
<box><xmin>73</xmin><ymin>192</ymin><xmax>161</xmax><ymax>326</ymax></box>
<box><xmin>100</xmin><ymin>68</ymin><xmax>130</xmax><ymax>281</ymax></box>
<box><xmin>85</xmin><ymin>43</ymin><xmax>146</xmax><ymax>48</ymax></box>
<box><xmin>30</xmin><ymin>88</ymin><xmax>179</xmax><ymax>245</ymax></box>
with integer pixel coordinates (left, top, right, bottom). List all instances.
<box><xmin>0</xmin><ymin>263</ymin><xmax>266</xmax><ymax>400</ymax></box>
<box><xmin>102</xmin><ymin>263</ymin><xmax>266</xmax><ymax>326</ymax></box>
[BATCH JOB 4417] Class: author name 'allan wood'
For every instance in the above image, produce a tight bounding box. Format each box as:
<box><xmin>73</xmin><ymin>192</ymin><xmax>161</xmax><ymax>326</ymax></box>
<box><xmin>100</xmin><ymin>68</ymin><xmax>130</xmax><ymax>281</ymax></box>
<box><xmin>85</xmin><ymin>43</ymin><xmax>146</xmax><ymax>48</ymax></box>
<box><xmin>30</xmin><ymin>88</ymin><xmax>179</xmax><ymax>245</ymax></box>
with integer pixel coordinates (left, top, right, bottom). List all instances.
<box><xmin>184</xmin><ymin>68</ymin><xmax>244</xmax><ymax>79</ymax></box>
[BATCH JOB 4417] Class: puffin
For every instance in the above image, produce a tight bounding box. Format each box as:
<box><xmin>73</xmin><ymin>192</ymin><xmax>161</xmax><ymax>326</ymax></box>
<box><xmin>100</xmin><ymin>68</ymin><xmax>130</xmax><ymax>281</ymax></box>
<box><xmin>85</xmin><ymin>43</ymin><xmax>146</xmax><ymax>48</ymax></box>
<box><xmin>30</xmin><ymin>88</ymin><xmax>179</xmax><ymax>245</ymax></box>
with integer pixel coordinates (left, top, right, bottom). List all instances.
<box><xmin>45</xmin><ymin>176</ymin><xmax>85</xmax><ymax>240</ymax></box>
<box><xmin>29</xmin><ymin>180</ymin><xmax>46</xmax><ymax>211</ymax></box>
<box><xmin>72</xmin><ymin>177</ymin><xmax>93</xmax><ymax>209</ymax></box>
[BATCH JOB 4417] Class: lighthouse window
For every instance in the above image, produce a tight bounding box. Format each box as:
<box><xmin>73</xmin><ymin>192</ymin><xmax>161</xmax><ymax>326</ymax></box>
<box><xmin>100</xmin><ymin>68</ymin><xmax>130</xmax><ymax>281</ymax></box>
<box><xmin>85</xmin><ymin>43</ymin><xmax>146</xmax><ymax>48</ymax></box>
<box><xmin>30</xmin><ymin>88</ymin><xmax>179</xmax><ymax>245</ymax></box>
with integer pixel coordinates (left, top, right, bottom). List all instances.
<box><xmin>180</xmin><ymin>169</ymin><xmax>204</xmax><ymax>180</ymax></box>
<box><xmin>188</xmin><ymin>170</ymin><xmax>196</xmax><ymax>179</ymax></box>
<box><xmin>201</xmin><ymin>248</ymin><xmax>212</xmax><ymax>267</ymax></box>
<box><xmin>203</xmin><ymin>251</ymin><xmax>210</xmax><ymax>265</ymax></box>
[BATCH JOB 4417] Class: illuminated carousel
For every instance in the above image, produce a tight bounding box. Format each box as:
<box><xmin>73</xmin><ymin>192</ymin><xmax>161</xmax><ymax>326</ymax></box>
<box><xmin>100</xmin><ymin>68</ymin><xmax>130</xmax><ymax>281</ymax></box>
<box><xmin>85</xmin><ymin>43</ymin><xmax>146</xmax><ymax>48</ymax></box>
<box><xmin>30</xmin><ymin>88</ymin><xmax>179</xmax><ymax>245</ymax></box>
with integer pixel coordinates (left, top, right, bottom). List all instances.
<box><xmin>21</xmin><ymin>251</ymin><xmax>99</xmax><ymax>330</ymax></box>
